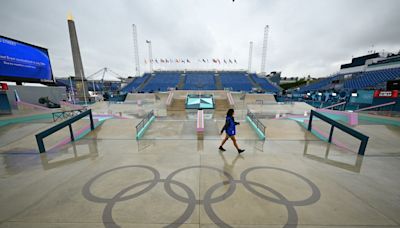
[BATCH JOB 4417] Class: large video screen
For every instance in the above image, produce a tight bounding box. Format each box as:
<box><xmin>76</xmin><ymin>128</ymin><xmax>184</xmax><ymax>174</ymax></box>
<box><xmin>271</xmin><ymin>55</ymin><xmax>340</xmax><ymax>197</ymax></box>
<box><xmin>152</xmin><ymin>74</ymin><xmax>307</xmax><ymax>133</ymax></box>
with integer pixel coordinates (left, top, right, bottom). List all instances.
<box><xmin>0</xmin><ymin>35</ymin><xmax>54</xmax><ymax>83</ymax></box>
<box><xmin>186</xmin><ymin>94</ymin><xmax>214</xmax><ymax>109</ymax></box>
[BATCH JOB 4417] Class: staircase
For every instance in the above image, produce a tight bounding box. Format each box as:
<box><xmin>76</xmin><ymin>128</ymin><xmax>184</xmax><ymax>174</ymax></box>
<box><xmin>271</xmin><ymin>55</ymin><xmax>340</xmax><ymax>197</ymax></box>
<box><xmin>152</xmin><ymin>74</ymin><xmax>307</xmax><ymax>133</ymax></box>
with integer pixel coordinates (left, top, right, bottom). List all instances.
<box><xmin>135</xmin><ymin>74</ymin><xmax>154</xmax><ymax>92</ymax></box>
<box><xmin>177</xmin><ymin>73</ymin><xmax>186</xmax><ymax>90</ymax></box>
<box><xmin>214</xmin><ymin>73</ymin><xmax>223</xmax><ymax>90</ymax></box>
<box><xmin>247</xmin><ymin>74</ymin><xmax>262</xmax><ymax>90</ymax></box>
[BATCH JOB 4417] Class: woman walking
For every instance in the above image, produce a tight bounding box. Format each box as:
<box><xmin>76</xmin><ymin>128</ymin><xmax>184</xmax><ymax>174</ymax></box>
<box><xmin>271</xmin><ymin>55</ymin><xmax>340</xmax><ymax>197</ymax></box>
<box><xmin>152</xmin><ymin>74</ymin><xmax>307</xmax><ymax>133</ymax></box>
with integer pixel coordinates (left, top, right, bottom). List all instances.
<box><xmin>219</xmin><ymin>109</ymin><xmax>245</xmax><ymax>153</ymax></box>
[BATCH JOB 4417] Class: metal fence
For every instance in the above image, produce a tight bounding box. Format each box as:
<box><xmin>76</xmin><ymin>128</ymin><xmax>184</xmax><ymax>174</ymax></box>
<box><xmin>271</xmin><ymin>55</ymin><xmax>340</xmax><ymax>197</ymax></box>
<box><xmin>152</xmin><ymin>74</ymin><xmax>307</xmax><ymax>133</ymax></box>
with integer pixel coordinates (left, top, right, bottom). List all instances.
<box><xmin>36</xmin><ymin>109</ymin><xmax>94</xmax><ymax>153</ymax></box>
<box><xmin>136</xmin><ymin>110</ymin><xmax>154</xmax><ymax>137</ymax></box>
<box><xmin>308</xmin><ymin>110</ymin><xmax>369</xmax><ymax>155</ymax></box>
<box><xmin>247</xmin><ymin>109</ymin><xmax>266</xmax><ymax>137</ymax></box>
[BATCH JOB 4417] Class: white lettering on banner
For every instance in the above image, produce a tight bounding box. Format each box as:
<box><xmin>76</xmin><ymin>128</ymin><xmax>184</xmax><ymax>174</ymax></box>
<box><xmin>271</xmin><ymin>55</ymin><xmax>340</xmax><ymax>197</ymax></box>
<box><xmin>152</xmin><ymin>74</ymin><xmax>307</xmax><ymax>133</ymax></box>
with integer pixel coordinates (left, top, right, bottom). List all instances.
<box><xmin>379</xmin><ymin>91</ymin><xmax>392</xmax><ymax>97</ymax></box>
<box><xmin>0</xmin><ymin>55</ymin><xmax>45</xmax><ymax>66</ymax></box>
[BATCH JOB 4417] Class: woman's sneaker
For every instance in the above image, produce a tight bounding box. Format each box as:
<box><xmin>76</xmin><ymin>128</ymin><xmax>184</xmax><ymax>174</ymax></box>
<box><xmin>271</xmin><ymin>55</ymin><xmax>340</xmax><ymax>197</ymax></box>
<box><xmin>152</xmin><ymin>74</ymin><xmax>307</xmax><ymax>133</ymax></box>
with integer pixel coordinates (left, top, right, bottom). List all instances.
<box><xmin>219</xmin><ymin>146</ymin><xmax>226</xmax><ymax>151</ymax></box>
<box><xmin>238</xmin><ymin>149</ymin><xmax>245</xmax><ymax>154</ymax></box>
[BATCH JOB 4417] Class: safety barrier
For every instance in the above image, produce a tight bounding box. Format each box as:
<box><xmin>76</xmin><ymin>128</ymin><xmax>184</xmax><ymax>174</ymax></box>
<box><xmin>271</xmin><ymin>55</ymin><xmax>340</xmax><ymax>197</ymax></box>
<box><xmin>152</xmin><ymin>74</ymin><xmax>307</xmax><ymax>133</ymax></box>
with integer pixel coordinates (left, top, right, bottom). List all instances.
<box><xmin>246</xmin><ymin>109</ymin><xmax>266</xmax><ymax>140</ymax></box>
<box><xmin>35</xmin><ymin>109</ymin><xmax>94</xmax><ymax>153</ymax></box>
<box><xmin>308</xmin><ymin>110</ymin><xmax>369</xmax><ymax>155</ymax></box>
<box><xmin>135</xmin><ymin>110</ymin><xmax>155</xmax><ymax>139</ymax></box>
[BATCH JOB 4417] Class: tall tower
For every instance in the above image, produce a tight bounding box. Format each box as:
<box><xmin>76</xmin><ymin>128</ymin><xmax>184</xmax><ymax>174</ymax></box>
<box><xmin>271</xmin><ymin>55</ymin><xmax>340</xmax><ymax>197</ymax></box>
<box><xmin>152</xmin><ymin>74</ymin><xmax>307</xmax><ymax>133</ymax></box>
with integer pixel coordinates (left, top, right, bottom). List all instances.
<box><xmin>132</xmin><ymin>24</ymin><xmax>140</xmax><ymax>77</ymax></box>
<box><xmin>67</xmin><ymin>13</ymin><xmax>89</xmax><ymax>103</ymax></box>
<box><xmin>260</xmin><ymin>25</ymin><xmax>269</xmax><ymax>76</ymax></box>
<box><xmin>248</xmin><ymin>41</ymin><xmax>253</xmax><ymax>73</ymax></box>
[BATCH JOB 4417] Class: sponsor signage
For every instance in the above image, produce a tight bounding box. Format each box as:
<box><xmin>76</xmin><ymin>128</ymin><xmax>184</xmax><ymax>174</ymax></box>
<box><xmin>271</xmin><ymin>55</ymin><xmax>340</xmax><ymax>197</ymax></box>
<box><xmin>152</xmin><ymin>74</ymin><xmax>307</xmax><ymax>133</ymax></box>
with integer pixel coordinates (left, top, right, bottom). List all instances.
<box><xmin>373</xmin><ymin>90</ymin><xmax>398</xmax><ymax>98</ymax></box>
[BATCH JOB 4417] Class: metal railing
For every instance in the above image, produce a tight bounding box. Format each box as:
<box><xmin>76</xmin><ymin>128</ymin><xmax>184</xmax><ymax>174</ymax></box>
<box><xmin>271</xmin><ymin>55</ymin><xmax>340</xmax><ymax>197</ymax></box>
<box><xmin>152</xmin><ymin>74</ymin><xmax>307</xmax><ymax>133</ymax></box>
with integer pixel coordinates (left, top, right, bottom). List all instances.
<box><xmin>308</xmin><ymin>110</ymin><xmax>369</xmax><ymax>155</ymax></box>
<box><xmin>36</xmin><ymin>109</ymin><xmax>94</xmax><ymax>153</ymax></box>
<box><xmin>52</xmin><ymin>110</ymin><xmax>84</xmax><ymax>122</ymax></box>
<box><xmin>247</xmin><ymin>109</ymin><xmax>266</xmax><ymax>137</ymax></box>
<box><xmin>136</xmin><ymin>110</ymin><xmax>154</xmax><ymax>138</ymax></box>
<box><xmin>322</xmin><ymin>101</ymin><xmax>347</xmax><ymax>110</ymax></box>
<box><xmin>355</xmin><ymin>101</ymin><xmax>396</xmax><ymax>112</ymax></box>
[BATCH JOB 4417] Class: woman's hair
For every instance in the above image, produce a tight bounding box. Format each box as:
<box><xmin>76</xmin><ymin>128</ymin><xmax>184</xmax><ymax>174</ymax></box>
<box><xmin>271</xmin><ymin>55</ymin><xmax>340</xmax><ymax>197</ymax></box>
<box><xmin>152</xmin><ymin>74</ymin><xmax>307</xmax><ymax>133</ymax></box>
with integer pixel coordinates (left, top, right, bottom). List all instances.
<box><xmin>226</xmin><ymin>109</ymin><xmax>234</xmax><ymax>117</ymax></box>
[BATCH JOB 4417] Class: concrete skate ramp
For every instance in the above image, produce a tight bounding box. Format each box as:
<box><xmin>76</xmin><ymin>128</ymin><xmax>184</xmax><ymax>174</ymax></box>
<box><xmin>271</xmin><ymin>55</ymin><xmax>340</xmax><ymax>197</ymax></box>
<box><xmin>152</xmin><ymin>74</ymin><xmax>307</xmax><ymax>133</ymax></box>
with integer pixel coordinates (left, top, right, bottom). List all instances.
<box><xmin>310</xmin><ymin>120</ymin><xmax>400</xmax><ymax>155</ymax></box>
<box><xmin>248</xmin><ymin>102</ymin><xmax>314</xmax><ymax>116</ymax></box>
<box><xmin>125</xmin><ymin>93</ymin><xmax>156</xmax><ymax>102</ymax></box>
<box><xmin>84</xmin><ymin>119</ymin><xmax>140</xmax><ymax>140</ymax></box>
<box><xmin>244</xmin><ymin>94</ymin><xmax>276</xmax><ymax>104</ymax></box>
<box><xmin>260</xmin><ymin>119</ymin><xmax>318</xmax><ymax>140</ymax></box>
<box><xmin>0</xmin><ymin>119</ymin><xmax>91</xmax><ymax>153</ymax></box>
<box><xmin>142</xmin><ymin>119</ymin><xmax>258</xmax><ymax>140</ymax></box>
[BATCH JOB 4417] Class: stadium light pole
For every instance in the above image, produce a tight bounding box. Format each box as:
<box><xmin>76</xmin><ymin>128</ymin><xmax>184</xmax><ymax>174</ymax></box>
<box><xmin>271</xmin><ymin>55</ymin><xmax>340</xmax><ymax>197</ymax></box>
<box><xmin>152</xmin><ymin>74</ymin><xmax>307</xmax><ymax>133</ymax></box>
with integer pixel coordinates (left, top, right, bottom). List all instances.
<box><xmin>132</xmin><ymin>24</ymin><xmax>141</xmax><ymax>77</ymax></box>
<box><xmin>146</xmin><ymin>40</ymin><xmax>153</xmax><ymax>74</ymax></box>
<box><xmin>260</xmin><ymin>25</ymin><xmax>269</xmax><ymax>76</ymax></box>
<box><xmin>248</xmin><ymin>41</ymin><xmax>253</xmax><ymax>73</ymax></box>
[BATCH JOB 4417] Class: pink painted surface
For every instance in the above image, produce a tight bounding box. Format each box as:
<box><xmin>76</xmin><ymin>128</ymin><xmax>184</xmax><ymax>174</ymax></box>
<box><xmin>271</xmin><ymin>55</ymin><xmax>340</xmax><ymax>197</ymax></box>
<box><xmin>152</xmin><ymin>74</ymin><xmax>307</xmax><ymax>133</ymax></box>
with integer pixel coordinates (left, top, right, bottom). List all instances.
<box><xmin>166</xmin><ymin>92</ymin><xmax>174</xmax><ymax>106</ymax></box>
<box><xmin>355</xmin><ymin>101</ymin><xmax>396</xmax><ymax>112</ymax></box>
<box><xmin>196</xmin><ymin>110</ymin><xmax>204</xmax><ymax>132</ymax></box>
<box><xmin>227</xmin><ymin>92</ymin><xmax>234</xmax><ymax>106</ymax></box>
<box><xmin>93</xmin><ymin>114</ymin><xmax>128</xmax><ymax>119</ymax></box>
<box><xmin>318</xmin><ymin>109</ymin><xmax>358</xmax><ymax>126</ymax></box>
<box><xmin>50</xmin><ymin>119</ymin><xmax>99</xmax><ymax>150</ymax></box>
<box><xmin>303</xmin><ymin>120</ymin><xmax>354</xmax><ymax>152</ymax></box>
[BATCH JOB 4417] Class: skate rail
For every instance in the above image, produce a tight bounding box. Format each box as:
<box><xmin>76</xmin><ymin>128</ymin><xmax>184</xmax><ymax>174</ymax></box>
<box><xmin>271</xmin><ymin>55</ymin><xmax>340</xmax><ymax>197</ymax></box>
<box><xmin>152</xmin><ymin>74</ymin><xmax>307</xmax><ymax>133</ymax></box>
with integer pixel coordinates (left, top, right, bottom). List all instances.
<box><xmin>246</xmin><ymin>109</ymin><xmax>266</xmax><ymax>140</ymax></box>
<box><xmin>35</xmin><ymin>109</ymin><xmax>95</xmax><ymax>153</ymax></box>
<box><xmin>135</xmin><ymin>110</ymin><xmax>155</xmax><ymax>139</ymax></box>
<box><xmin>308</xmin><ymin>110</ymin><xmax>369</xmax><ymax>155</ymax></box>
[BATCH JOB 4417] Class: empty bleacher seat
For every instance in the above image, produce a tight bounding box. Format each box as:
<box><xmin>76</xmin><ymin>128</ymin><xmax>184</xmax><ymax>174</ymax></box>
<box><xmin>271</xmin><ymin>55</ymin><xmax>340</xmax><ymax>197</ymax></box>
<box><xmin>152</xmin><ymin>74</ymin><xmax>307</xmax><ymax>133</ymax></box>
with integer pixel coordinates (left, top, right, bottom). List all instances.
<box><xmin>183</xmin><ymin>72</ymin><xmax>216</xmax><ymax>90</ymax></box>
<box><xmin>220</xmin><ymin>72</ymin><xmax>253</xmax><ymax>91</ymax></box>
<box><xmin>120</xmin><ymin>73</ymin><xmax>151</xmax><ymax>93</ymax></box>
<box><xmin>142</xmin><ymin>72</ymin><xmax>180</xmax><ymax>92</ymax></box>
<box><xmin>343</xmin><ymin>67</ymin><xmax>400</xmax><ymax>90</ymax></box>
<box><xmin>249</xmin><ymin>74</ymin><xmax>280</xmax><ymax>93</ymax></box>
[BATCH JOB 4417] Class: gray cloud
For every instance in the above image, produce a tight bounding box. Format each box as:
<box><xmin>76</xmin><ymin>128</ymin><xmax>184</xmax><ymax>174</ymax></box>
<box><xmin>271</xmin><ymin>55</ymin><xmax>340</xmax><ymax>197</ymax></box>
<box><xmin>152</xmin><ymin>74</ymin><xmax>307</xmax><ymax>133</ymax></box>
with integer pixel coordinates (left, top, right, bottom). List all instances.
<box><xmin>0</xmin><ymin>0</ymin><xmax>399</xmax><ymax>79</ymax></box>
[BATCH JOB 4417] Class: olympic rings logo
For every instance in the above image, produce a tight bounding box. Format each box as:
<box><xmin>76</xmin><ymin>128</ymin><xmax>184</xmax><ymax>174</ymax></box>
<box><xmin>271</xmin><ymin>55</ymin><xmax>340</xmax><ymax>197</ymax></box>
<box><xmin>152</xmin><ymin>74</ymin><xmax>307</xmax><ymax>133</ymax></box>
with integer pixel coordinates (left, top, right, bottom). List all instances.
<box><xmin>82</xmin><ymin>165</ymin><xmax>320</xmax><ymax>228</ymax></box>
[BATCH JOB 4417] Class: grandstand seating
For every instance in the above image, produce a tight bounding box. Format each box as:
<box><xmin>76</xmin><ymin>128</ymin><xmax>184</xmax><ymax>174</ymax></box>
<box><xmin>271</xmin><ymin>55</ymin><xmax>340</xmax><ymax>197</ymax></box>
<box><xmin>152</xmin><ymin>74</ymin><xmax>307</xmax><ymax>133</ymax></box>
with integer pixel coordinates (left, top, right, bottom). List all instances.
<box><xmin>249</xmin><ymin>74</ymin><xmax>280</xmax><ymax>93</ymax></box>
<box><xmin>142</xmin><ymin>72</ymin><xmax>180</xmax><ymax>92</ymax></box>
<box><xmin>344</xmin><ymin>67</ymin><xmax>400</xmax><ymax>90</ymax></box>
<box><xmin>220</xmin><ymin>72</ymin><xmax>253</xmax><ymax>91</ymax></box>
<box><xmin>183</xmin><ymin>72</ymin><xmax>216</xmax><ymax>90</ymax></box>
<box><xmin>298</xmin><ymin>74</ymin><xmax>341</xmax><ymax>92</ymax></box>
<box><xmin>120</xmin><ymin>73</ymin><xmax>151</xmax><ymax>93</ymax></box>
<box><xmin>119</xmin><ymin>71</ymin><xmax>282</xmax><ymax>93</ymax></box>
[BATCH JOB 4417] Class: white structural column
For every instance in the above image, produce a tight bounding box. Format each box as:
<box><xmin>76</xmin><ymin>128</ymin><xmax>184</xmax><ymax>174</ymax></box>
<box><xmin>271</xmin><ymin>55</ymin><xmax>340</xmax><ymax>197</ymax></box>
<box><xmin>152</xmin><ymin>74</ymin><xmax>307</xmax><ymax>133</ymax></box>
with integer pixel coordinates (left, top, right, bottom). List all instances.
<box><xmin>248</xmin><ymin>41</ymin><xmax>253</xmax><ymax>73</ymax></box>
<box><xmin>132</xmin><ymin>24</ymin><xmax>141</xmax><ymax>77</ymax></box>
<box><xmin>260</xmin><ymin>25</ymin><xmax>269</xmax><ymax>75</ymax></box>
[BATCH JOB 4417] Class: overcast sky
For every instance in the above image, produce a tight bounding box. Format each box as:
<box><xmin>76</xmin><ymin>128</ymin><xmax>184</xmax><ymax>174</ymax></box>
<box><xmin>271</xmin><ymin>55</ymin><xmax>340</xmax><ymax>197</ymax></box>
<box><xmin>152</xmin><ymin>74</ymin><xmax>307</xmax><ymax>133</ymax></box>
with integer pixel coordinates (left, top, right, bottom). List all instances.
<box><xmin>1</xmin><ymin>0</ymin><xmax>400</xmax><ymax>79</ymax></box>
